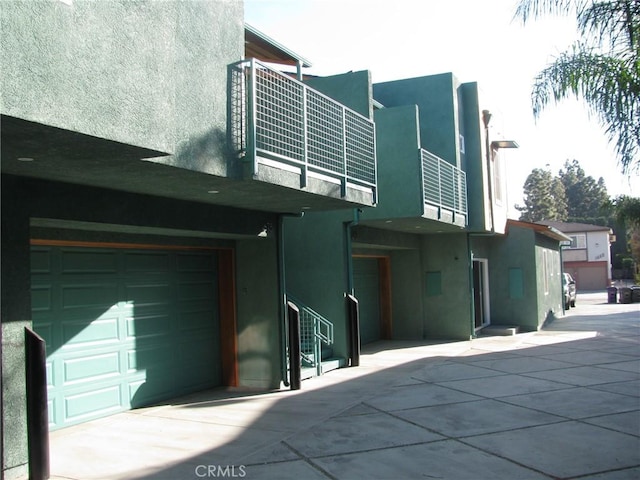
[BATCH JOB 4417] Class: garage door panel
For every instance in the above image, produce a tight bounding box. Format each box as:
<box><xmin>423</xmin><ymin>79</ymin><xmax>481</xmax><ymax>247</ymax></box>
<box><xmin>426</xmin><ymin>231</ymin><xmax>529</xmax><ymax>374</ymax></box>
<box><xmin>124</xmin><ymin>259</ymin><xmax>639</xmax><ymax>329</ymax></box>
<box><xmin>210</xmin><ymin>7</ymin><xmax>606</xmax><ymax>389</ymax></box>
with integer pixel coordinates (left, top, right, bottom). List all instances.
<box><xmin>128</xmin><ymin>379</ymin><xmax>172</xmax><ymax>407</ymax></box>
<box><xmin>31</xmin><ymin>248</ymin><xmax>52</xmax><ymax>273</ymax></box>
<box><xmin>127</xmin><ymin>342</ymin><xmax>175</xmax><ymax>372</ymax></box>
<box><xmin>177</xmin><ymin>252</ymin><xmax>218</xmax><ymax>272</ymax></box>
<box><xmin>60</xmin><ymin>315</ymin><xmax>121</xmax><ymax>350</ymax></box>
<box><xmin>63</xmin><ymin>352</ymin><xmax>121</xmax><ymax>385</ymax></box>
<box><xmin>179</xmin><ymin>308</ymin><xmax>217</xmax><ymax>332</ymax></box>
<box><xmin>176</xmin><ymin>370</ymin><xmax>218</xmax><ymax>392</ymax></box>
<box><xmin>61</xmin><ymin>250</ymin><xmax>118</xmax><ymax>273</ymax></box>
<box><xmin>126</xmin><ymin>313</ymin><xmax>172</xmax><ymax>339</ymax></box>
<box><xmin>47</xmin><ymin>397</ymin><xmax>56</xmax><ymax>428</ymax></box>
<box><xmin>45</xmin><ymin>359</ymin><xmax>54</xmax><ymax>388</ymax></box>
<box><xmin>178</xmin><ymin>336</ymin><xmax>217</xmax><ymax>366</ymax></box>
<box><xmin>124</xmin><ymin>252</ymin><xmax>171</xmax><ymax>273</ymax></box>
<box><xmin>34</xmin><ymin>321</ymin><xmax>53</xmax><ymax>349</ymax></box>
<box><xmin>64</xmin><ymin>385</ymin><xmax>122</xmax><ymax>422</ymax></box>
<box><xmin>124</xmin><ymin>283</ymin><xmax>172</xmax><ymax>307</ymax></box>
<box><xmin>177</xmin><ymin>280</ymin><xmax>216</xmax><ymax>301</ymax></box>
<box><xmin>31</xmin><ymin>285</ymin><xmax>52</xmax><ymax>312</ymax></box>
<box><xmin>61</xmin><ymin>283</ymin><xmax>119</xmax><ymax>311</ymax></box>
<box><xmin>32</xmin><ymin>245</ymin><xmax>222</xmax><ymax>430</ymax></box>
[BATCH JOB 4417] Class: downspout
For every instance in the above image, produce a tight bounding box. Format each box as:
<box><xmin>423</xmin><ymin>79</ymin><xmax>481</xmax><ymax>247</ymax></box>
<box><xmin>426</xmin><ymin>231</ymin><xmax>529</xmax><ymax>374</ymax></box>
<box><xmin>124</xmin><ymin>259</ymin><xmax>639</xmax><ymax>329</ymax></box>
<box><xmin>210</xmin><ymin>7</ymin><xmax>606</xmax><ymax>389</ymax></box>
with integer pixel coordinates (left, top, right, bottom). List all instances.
<box><xmin>467</xmin><ymin>233</ymin><xmax>477</xmax><ymax>339</ymax></box>
<box><xmin>344</xmin><ymin>208</ymin><xmax>361</xmax><ymax>295</ymax></box>
<box><xmin>560</xmin><ymin>243</ymin><xmax>566</xmax><ymax>315</ymax></box>
<box><xmin>277</xmin><ymin>212</ymin><xmax>305</xmax><ymax>387</ymax></box>
<box><xmin>482</xmin><ymin>110</ymin><xmax>496</xmax><ymax>235</ymax></box>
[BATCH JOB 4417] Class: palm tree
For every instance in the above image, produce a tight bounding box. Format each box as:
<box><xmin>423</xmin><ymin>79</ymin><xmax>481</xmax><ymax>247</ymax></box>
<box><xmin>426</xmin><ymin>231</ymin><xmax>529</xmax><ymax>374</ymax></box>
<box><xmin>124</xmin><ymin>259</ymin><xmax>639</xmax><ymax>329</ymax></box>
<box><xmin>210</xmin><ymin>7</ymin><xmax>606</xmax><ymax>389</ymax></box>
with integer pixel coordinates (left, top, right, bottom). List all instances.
<box><xmin>514</xmin><ymin>0</ymin><xmax>640</xmax><ymax>174</ymax></box>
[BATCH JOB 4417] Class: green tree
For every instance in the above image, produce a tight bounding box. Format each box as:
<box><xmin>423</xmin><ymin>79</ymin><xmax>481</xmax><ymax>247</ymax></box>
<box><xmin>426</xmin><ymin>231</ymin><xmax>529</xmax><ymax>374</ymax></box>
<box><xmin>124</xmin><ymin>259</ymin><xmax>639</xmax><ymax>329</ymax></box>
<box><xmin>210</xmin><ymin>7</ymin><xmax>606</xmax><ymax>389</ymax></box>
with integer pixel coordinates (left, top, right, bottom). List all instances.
<box><xmin>514</xmin><ymin>0</ymin><xmax>640</xmax><ymax>174</ymax></box>
<box><xmin>558</xmin><ymin>159</ymin><xmax>609</xmax><ymax>218</ymax></box>
<box><xmin>611</xmin><ymin>195</ymin><xmax>640</xmax><ymax>226</ymax></box>
<box><xmin>609</xmin><ymin>195</ymin><xmax>640</xmax><ymax>280</ymax></box>
<box><xmin>516</xmin><ymin>168</ymin><xmax>568</xmax><ymax>221</ymax></box>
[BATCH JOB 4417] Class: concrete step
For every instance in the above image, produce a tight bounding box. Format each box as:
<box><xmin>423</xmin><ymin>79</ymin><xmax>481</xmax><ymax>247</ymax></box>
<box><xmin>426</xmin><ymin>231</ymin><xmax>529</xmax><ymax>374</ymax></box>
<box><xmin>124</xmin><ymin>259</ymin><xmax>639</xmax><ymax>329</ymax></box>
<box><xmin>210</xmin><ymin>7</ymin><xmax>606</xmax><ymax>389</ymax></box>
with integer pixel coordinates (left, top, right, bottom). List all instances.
<box><xmin>301</xmin><ymin>357</ymin><xmax>347</xmax><ymax>379</ymax></box>
<box><xmin>480</xmin><ymin>325</ymin><xmax>520</xmax><ymax>336</ymax></box>
<box><xmin>321</xmin><ymin>357</ymin><xmax>346</xmax><ymax>374</ymax></box>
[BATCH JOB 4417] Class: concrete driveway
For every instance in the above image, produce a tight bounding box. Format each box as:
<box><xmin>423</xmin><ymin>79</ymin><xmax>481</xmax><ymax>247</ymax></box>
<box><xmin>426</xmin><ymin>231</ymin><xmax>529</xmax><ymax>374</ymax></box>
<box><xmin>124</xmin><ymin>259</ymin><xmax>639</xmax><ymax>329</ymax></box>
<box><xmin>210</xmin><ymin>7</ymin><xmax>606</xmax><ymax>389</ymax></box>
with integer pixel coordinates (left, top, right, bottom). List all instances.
<box><xmin>49</xmin><ymin>291</ymin><xmax>639</xmax><ymax>480</ymax></box>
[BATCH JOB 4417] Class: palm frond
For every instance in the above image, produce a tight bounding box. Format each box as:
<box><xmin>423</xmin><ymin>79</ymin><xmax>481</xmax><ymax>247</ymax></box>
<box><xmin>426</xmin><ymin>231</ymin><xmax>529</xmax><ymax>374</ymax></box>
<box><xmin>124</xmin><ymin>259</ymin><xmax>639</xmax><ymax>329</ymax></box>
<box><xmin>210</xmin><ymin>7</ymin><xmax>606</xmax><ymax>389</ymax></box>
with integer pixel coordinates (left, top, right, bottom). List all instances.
<box><xmin>578</xmin><ymin>1</ymin><xmax>640</xmax><ymax>52</ymax></box>
<box><xmin>513</xmin><ymin>0</ymin><xmax>586</xmax><ymax>23</ymax></box>
<box><xmin>532</xmin><ymin>44</ymin><xmax>640</xmax><ymax>173</ymax></box>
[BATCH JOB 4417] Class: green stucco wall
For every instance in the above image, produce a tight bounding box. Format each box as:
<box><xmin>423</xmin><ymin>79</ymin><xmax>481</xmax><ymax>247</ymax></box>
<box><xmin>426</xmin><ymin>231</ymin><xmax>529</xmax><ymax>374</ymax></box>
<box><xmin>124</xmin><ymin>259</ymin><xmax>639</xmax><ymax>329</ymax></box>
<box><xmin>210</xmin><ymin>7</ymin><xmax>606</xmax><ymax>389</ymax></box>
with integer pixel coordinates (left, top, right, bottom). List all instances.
<box><xmin>478</xmin><ymin>228</ymin><xmax>538</xmax><ymax>330</ymax></box>
<box><xmin>369</xmin><ymin>106</ymin><xmax>423</xmax><ymax>219</ymax></box>
<box><xmin>304</xmin><ymin>70</ymin><xmax>373</xmax><ymax>119</ymax></box>
<box><xmin>1</xmin><ymin>0</ymin><xmax>242</xmax><ymax>176</ymax></box>
<box><xmin>235</xmin><ymin>239</ymin><xmax>282</xmax><ymax>389</ymax></box>
<box><xmin>421</xmin><ymin>234</ymin><xmax>473</xmax><ymax>340</ymax></box>
<box><xmin>534</xmin><ymin>236</ymin><xmax>564</xmax><ymax>327</ymax></box>
<box><xmin>482</xmin><ymin>226</ymin><xmax>564</xmax><ymax>331</ymax></box>
<box><xmin>460</xmin><ymin>83</ymin><xmax>491</xmax><ymax>232</ymax></box>
<box><xmin>374</xmin><ymin>73</ymin><xmax>460</xmax><ymax>167</ymax></box>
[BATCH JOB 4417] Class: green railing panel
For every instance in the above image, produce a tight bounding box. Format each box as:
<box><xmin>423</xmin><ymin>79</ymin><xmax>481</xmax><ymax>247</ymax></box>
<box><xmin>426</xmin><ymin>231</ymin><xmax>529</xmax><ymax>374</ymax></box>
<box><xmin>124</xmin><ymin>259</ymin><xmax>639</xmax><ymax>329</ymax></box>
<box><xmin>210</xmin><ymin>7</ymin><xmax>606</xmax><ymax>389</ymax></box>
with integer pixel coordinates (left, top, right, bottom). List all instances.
<box><xmin>421</xmin><ymin>149</ymin><xmax>467</xmax><ymax>221</ymax></box>
<box><xmin>230</xmin><ymin>59</ymin><xmax>377</xmax><ymax>195</ymax></box>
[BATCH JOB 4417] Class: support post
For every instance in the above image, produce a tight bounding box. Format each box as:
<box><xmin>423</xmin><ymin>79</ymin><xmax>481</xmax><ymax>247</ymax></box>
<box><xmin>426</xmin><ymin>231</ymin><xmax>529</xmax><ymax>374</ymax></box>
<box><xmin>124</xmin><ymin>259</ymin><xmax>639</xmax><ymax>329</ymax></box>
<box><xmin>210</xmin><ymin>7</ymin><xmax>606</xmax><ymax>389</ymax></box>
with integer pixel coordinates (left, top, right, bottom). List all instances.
<box><xmin>347</xmin><ymin>294</ymin><xmax>360</xmax><ymax>367</ymax></box>
<box><xmin>25</xmin><ymin>327</ymin><xmax>49</xmax><ymax>480</ymax></box>
<box><xmin>287</xmin><ymin>302</ymin><xmax>301</xmax><ymax>390</ymax></box>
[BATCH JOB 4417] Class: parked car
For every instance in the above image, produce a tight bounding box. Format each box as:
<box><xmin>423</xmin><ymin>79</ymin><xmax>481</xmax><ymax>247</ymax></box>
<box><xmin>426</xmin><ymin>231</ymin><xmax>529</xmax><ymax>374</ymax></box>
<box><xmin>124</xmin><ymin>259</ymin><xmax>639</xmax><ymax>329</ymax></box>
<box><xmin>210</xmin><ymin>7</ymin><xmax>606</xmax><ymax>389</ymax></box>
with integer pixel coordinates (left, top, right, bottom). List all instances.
<box><xmin>563</xmin><ymin>273</ymin><xmax>577</xmax><ymax>309</ymax></box>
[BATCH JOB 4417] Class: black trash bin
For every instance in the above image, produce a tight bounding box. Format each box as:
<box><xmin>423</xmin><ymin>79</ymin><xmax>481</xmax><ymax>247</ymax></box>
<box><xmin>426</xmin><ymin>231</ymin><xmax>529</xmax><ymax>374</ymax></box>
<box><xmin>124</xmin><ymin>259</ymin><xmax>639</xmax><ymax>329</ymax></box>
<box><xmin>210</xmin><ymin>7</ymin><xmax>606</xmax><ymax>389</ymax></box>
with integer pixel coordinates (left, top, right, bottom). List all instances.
<box><xmin>619</xmin><ymin>287</ymin><xmax>632</xmax><ymax>304</ymax></box>
<box><xmin>607</xmin><ymin>286</ymin><xmax>618</xmax><ymax>304</ymax></box>
<box><xmin>631</xmin><ymin>286</ymin><xmax>640</xmax><ymax>303</ymax></box>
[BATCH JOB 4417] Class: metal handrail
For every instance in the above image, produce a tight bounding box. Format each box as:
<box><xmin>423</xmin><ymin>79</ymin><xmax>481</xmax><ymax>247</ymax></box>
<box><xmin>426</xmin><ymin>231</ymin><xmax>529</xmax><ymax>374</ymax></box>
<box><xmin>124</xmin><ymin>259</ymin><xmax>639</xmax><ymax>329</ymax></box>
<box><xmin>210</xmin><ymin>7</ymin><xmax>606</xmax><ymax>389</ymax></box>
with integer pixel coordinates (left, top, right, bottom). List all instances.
<box><xmin>421</xmin><ymin>149</ymin><xmax>467</xmax><ymax>220</ymax></box>
<box><xmin>287</xmin><ymin>295</ymin><xmax>334</xmax><ymax>376</ymax></box>
<box><xmin>230</xmin><ymin>59</ymin><xmax>377</xmax><ymax>196</ymax></box>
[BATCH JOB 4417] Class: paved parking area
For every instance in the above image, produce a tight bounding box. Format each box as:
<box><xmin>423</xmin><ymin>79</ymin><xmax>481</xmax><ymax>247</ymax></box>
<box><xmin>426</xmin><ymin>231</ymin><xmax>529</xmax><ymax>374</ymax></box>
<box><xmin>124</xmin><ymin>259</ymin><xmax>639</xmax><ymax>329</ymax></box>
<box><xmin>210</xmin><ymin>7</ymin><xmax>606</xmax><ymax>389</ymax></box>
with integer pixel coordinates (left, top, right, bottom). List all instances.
<box><xmin>50</xmin><ymin>291</ymin><xmax>639</xmax><ymax>479</ymax></box>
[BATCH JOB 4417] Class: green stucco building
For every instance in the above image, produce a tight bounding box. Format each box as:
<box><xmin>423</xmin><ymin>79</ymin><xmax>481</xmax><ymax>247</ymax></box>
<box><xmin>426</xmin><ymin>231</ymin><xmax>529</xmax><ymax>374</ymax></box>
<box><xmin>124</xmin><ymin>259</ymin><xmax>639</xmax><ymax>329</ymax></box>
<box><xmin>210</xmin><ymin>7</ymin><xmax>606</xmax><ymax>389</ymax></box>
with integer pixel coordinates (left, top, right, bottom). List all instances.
<box><xmin>1</xmin><ymin>2</ymin><xmax>567</xmax><ymax>478</ymax></box>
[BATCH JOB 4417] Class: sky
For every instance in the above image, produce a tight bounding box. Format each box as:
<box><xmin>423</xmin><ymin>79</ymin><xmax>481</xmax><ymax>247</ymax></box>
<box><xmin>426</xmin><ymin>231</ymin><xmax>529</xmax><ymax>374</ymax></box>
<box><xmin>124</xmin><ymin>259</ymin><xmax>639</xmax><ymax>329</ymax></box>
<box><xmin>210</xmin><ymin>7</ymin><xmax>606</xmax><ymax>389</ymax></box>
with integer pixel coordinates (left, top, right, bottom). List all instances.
<box><xmin>244</xmin><ymin>0</ymin><xmax>638</xmax><ymax>218</ymax></box>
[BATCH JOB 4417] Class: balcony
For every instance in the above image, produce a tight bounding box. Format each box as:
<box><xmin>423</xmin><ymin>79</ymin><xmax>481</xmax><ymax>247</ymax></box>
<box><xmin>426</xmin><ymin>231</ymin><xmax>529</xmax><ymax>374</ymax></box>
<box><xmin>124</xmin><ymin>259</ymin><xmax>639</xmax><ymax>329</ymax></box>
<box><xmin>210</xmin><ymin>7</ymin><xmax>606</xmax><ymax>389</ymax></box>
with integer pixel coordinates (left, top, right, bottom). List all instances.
<box><xmin>421</xmin><ymin>149</ymin><xmax>467</xmax><ymax>227</ymax></box>
<box><xmin>229</xmin><ymin>59</ymin><xmax>377</xmax><ymax>207</ymax></box>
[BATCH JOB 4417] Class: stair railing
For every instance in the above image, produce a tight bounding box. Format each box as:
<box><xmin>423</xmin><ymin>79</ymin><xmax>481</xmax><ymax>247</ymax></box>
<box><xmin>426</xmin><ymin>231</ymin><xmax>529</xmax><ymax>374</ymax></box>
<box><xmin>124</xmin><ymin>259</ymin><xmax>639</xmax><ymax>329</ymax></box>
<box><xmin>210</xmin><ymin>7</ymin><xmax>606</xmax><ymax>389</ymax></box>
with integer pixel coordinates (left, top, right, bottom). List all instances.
<box><xmin>287</xmin><ymin>295</ymin><xmax>334</xmax><ymax>377</ymax></box>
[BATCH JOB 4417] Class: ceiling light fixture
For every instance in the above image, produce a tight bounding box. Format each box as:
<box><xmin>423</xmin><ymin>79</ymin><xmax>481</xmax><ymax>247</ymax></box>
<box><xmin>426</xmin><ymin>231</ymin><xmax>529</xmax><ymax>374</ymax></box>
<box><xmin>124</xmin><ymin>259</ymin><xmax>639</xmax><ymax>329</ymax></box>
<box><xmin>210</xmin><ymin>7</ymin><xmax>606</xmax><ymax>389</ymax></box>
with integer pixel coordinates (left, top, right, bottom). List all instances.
<box><xmin>257</xmin><ymin>223</ymin><xmax>273</xmax><ymax>238</ymax></box>
<box><xmin>491</xmin><ymin>140</ymin><xmax>519</xmax><ymax>149</ymax></box>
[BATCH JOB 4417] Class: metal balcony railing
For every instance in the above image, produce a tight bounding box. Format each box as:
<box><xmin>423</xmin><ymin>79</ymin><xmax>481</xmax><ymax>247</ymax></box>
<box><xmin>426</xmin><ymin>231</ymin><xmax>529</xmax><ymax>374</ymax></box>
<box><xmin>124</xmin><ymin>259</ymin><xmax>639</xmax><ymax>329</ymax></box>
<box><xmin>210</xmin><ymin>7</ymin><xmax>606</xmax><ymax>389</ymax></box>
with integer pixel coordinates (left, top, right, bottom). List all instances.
<box><xmin>229</xmin><ymin>59</ymin><xmax>377</xmax><ymax>198</ymax></box>
<box><xmin>421</xmin><ymin>149</ymin><xmax>468</xmax><ymax>221</ymax></box>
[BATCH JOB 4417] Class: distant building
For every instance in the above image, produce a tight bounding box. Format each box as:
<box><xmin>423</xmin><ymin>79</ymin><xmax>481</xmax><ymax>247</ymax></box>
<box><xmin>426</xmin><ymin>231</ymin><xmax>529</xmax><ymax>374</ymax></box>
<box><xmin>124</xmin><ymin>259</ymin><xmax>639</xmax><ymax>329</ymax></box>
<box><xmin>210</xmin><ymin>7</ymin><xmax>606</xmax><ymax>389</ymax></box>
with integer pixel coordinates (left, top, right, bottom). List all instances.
<box><xmin>538</xmin><ymin>221</ymin><xmax>614</xmax><ymax>290</ymax></box>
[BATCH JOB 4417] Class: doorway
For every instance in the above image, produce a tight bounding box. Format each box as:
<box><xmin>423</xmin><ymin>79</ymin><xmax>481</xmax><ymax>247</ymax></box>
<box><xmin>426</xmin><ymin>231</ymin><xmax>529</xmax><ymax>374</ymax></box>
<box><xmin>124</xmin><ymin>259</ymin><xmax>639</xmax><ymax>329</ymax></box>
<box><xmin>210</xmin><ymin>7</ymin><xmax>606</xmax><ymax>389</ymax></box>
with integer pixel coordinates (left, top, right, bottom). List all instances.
<box><xmin>472</xmin><ymin>259</ymin><xmax>490</xmax><ymax>330</ymax></box>
<box><xmin>352</xmin><ymin>255</ymin><xmax>392</xmax><ymax>344</ymax></box>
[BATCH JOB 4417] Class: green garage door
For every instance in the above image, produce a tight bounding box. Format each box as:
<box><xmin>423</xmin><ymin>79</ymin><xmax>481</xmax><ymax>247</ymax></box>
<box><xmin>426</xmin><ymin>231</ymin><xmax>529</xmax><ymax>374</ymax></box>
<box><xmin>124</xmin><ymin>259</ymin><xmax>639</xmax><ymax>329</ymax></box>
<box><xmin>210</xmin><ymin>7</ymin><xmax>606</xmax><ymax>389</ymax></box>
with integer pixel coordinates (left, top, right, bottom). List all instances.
<box><xmin>353</xmin><ymin>257</ymin><xmax>381</xmax><ymax>345</ymax></box>
<box><xmin>31</xmin><ymin>245</ymin><xmax>221</xmax><ymax>430</ymax></box>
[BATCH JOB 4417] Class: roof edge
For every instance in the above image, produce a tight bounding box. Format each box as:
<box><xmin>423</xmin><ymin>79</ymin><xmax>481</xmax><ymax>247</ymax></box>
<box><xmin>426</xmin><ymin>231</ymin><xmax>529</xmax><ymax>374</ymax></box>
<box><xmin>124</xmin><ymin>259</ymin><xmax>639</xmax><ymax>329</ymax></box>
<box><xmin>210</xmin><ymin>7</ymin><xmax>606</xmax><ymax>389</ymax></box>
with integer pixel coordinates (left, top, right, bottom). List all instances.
<box><xmin>507</xmin><ymin>219</ymin><xmax>572</xmax><ymax>243</ymax></box>
<box><xmin>245</xmin><ymin>23</ymin><xmax>313</xmax><ymax>68</ymax></box>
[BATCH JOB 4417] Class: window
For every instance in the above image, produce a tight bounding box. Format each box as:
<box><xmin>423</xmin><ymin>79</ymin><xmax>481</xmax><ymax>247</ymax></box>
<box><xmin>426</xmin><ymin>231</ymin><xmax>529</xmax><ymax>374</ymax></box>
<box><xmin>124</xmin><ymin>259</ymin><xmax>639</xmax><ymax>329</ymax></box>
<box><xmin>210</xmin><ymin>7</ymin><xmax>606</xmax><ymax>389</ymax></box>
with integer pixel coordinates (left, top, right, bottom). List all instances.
<box><xmin>568</xmin><ymin>234</ymin><xmax>586</xmax><ymax>249</ymax></box>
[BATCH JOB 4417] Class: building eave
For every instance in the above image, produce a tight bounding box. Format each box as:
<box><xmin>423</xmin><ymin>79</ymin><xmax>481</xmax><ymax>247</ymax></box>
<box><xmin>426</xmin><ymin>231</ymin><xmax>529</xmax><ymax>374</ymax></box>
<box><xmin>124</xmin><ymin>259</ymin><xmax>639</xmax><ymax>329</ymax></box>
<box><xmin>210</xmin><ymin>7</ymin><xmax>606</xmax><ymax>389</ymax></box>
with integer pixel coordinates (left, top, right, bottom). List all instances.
<box><xmin>507</xmin><ymin>219</ymin><xmax>572</xmax><ymax>243</ymax></box>
<box><xmin>245</xmin><ymin>23</ymin><xmax>312</xmax><ymax>68</ymax></box>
